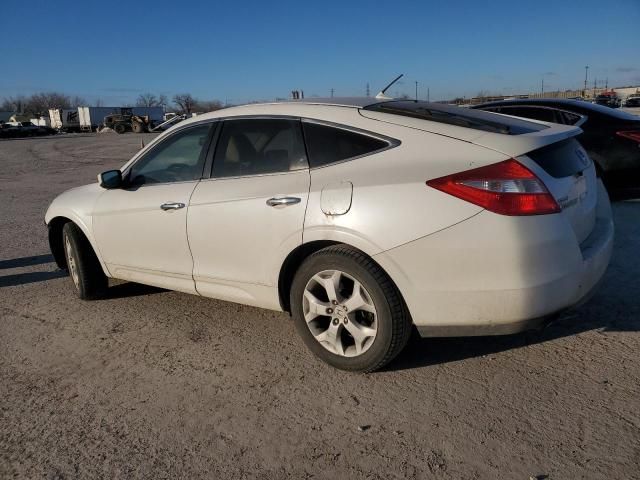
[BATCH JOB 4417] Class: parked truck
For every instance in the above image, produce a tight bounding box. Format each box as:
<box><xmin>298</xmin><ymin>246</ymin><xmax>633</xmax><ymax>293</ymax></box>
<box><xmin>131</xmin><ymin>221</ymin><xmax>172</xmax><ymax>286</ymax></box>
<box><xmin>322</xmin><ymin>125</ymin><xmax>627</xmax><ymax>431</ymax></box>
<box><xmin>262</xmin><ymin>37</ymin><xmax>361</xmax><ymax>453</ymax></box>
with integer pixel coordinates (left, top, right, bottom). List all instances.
<box><xmin>79</xmin><ymin>106</ymin><xmax>164</xmax><ymax>131</ymax></box>
<box><xmin>595</xmin><ymin>91</ymin><xmax>622</xmax><ymax>108</ymax></box>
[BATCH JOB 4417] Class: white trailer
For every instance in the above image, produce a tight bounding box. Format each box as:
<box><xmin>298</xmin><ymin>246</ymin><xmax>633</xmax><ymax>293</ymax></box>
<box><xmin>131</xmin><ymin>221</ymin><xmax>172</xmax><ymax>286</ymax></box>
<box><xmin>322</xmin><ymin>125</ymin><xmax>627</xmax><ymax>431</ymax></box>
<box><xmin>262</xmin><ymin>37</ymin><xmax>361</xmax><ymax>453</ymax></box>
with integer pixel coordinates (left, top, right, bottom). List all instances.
<box><xmin>78</xmin><ymin>107</ymin><xmax>121</xmax><ymax>131</ymax></box>
<box><xmin>49</xmin><ymin>109</ymin><xmax>80</xmax><ymax>131</ymax></box>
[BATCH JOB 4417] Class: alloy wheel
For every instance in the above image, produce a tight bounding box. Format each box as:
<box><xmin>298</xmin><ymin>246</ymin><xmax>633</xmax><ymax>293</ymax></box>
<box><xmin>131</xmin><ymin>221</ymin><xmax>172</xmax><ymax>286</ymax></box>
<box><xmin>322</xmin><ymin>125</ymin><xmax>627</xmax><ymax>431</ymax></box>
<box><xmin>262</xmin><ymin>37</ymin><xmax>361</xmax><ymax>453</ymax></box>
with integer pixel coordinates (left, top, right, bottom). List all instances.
<box><xmin>302</xmin><ymin>270</ymin><xmax>377</xmax><ymax>357</ymax></box>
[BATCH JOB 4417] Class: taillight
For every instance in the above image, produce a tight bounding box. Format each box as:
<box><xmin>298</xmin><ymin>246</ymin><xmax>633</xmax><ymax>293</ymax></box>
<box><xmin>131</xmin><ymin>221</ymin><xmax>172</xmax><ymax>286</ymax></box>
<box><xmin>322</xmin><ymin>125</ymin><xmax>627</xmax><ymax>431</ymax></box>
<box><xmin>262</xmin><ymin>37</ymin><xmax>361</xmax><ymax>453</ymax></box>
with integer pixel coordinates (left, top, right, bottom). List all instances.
<box><xmin>616</xmin><ymin>130</ymin><xmax>640</xmax><ymax>143</ymax></box>
<box><xmin>426</xmin><ymin>159</ymin><xmax>560</xmax><ymax>216</ymax></box>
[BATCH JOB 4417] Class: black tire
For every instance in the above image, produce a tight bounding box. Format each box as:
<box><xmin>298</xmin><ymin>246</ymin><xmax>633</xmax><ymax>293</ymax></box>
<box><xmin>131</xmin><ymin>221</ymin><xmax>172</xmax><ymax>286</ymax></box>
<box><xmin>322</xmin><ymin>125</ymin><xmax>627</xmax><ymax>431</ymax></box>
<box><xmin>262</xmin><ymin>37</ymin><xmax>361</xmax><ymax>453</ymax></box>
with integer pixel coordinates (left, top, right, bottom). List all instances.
<box><xmin>290</xmin><ymin>245</ymin><xmax>411</xmax><ymax>372</ymax></box>
<box><xmin>62</xmin><ymin>223</ymin><xmax>108</xmax><ymax>300</ymax></box>
<box><xmin>131</xmin><ymin>121</ymin><xmax>145</xmax><ymax>133</ymax></box>
<box><xmin>114</xmin><ymin>123</ymin><xmax>127</xmax><ymax>134</ymax></box>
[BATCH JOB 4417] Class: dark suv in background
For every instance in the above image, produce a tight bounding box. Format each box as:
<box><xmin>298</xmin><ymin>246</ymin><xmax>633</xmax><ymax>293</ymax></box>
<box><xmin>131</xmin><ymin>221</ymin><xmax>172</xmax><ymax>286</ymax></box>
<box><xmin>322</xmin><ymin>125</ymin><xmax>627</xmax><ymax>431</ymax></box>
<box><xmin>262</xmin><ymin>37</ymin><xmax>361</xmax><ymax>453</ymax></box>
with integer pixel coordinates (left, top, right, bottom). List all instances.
<box><xmin>472</xmin><ymin>99</ymin><xmax>640</xmax><ymax>199</ymax></box>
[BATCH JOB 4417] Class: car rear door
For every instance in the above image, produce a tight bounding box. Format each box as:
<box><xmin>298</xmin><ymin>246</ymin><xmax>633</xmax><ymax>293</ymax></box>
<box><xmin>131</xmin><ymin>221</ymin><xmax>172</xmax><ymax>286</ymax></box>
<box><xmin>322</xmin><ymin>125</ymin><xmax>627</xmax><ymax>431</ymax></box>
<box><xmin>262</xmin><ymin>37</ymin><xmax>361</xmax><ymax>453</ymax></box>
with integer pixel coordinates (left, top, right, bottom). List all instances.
<box><xmin>187</xmin><ymin>117</ymin><xmax>310</xmax><ymax>309</ymax></box>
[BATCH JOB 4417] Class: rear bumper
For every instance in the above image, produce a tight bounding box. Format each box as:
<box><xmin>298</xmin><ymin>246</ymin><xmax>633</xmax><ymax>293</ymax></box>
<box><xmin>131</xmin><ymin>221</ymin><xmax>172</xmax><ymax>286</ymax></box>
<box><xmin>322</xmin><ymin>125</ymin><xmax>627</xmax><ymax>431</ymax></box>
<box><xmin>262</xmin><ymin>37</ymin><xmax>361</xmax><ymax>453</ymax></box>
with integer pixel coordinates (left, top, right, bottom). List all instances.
<box><xmin>373</xmin><ymin>181</ymin><xmax>614</xmax><ymax>337</ymax></box>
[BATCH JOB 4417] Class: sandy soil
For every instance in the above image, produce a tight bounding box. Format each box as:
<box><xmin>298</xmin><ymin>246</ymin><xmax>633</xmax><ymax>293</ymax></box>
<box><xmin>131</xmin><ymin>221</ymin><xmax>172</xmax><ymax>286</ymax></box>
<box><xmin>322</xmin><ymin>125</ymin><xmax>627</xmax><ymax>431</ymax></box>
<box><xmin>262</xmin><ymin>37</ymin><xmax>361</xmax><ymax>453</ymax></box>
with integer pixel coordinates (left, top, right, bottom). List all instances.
<box><xmin>0</xmin><ymin>133</ymin><xmax>639</xmax><ymax>479</ymax></box>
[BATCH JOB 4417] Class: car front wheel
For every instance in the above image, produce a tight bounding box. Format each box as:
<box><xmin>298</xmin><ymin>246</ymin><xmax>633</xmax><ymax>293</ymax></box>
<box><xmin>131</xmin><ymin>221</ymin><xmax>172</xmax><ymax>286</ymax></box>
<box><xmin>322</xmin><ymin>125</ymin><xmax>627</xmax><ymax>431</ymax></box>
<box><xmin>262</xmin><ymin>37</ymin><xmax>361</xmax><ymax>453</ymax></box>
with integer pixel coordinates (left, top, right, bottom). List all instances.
<box><xmin>62</xmin><ymin>223</ymin><xmax>107</xmax><ymax>300</ymax></box>
<box><xmin>290</xmin><ymin>245</ymin><xmax>411</xmax><ymax>372</ymax></box>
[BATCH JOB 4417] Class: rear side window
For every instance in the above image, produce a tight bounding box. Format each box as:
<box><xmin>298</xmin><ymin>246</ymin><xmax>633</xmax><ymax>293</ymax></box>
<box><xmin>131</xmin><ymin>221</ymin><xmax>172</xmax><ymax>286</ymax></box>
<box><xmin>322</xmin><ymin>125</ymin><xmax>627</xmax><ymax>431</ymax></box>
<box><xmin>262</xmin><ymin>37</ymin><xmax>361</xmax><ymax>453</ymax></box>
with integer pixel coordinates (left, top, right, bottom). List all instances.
<box><xmin>213</xmin><ymin>119</ymin><xmax>307</xmax><ymax>178</ymax></box>
<box><xmin>481</xmin><ymin>106</ymin><xmax>583</xmax><ymax>126</ymax></box>
<box><xmin>558</xmin><ymin>111</ymin><xmax>583</xmax><ymax>125</ymax></box>
<box><xmin>302</xmin><ymin>122</ymin><xmax>389</xmax><ymax>168</ymax></box>
<box><xmin>500</xmin><ymin>107</ymin><xmax>556</xmax><ymax>123</ymax></box>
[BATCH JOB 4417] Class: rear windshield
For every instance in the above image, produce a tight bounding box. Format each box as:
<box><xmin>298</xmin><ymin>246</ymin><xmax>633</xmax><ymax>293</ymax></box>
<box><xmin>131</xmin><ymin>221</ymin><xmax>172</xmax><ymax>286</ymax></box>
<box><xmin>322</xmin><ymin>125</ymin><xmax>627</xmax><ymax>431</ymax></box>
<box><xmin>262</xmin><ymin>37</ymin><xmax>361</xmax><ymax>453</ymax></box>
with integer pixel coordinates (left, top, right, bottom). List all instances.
<box><xmin>364</xmin><ymin>100</ymin><xmax>547</xmax><ymax>135</ymax></box>
<box><xmin>527</xmin><ymin>138</ymin><xmax>588</xmax><ymax>178</ymax></box>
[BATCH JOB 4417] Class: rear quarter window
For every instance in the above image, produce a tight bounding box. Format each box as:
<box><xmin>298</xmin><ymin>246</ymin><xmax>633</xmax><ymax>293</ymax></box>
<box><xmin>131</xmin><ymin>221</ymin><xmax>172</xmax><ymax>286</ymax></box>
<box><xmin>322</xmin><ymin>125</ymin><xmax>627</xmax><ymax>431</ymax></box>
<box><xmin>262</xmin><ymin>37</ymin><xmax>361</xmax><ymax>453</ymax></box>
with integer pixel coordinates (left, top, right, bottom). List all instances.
<box><xmin>302</xmin><ymin>122</ymin><xmax>390</xmax><ymax>168</ymax></box>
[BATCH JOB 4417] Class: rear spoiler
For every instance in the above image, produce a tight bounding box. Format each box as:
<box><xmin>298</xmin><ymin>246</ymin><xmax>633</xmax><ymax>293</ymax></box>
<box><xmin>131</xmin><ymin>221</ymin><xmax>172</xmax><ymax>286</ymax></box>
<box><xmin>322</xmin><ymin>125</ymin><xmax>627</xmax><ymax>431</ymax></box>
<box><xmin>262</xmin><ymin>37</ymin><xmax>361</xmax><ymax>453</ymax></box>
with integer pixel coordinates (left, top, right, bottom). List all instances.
<box><xmin>358</xmin><ymin>108</ymin><xmax>583</xmax><ymax>158</ymax></box>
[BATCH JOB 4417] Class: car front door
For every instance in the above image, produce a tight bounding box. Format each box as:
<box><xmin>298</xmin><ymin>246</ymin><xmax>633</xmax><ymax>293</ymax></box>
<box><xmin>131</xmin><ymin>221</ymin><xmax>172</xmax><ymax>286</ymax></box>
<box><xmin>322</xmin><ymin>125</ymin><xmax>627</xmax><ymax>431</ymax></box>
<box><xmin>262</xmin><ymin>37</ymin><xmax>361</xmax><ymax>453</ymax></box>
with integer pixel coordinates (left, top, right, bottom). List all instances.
<box><xmin>187</xmin><ymin>117</ymin><xmax>310</xmax><ymax>309</ymax></box>
<box><xmin>92</xmin><ymin>122</ymin><xmax>216</xmax><ymax>293</ymax></box>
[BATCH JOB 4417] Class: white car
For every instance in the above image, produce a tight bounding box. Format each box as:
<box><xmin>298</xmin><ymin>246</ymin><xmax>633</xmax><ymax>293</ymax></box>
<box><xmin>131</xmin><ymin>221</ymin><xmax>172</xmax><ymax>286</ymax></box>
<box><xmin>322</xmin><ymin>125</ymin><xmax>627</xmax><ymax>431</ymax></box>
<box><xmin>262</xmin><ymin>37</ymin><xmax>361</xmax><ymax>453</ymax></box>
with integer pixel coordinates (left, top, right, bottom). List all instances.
<box><xmin>45</xmin><ymin>99</ymin><xmax>614</xmax><ymax>372</ymax></box>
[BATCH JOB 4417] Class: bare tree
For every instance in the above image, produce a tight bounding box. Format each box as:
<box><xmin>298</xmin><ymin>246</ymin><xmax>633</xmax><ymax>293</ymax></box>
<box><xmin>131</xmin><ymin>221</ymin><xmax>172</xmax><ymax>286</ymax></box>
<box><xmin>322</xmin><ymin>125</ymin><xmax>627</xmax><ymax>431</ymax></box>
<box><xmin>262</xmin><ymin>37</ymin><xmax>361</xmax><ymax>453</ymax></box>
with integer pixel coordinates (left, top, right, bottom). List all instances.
<box><xmin>198</xmin><ymin>99</ymin><xmax>224</xmax><ymax>112</ymax></box>
<box><xmin>172</xmin><ymin>93</ymin><xmax>197</xmax><ymax>114</ymax></box>
<box><xmin>137</xmin><ymin>93</ymin><xmax>169</xmax><ymax>109</ymax></box>
<box><xmin>1</xmin><ymin>95</ymin><xmax>27</xmax><ymax>112</ymax></box>
<box><xmin>25</xmin><ymin>92</ymin><xmax>74</xmax><ymax>115</ymax></box>
<box><xmin>136</xmin><ymin>93</ymin><xmax>159</xmax><ymax>107</ymax></box>
<box><xmin>70</xmin><ymin>95</ymin><xmax>86</xmax><ymax>107</ymax></box>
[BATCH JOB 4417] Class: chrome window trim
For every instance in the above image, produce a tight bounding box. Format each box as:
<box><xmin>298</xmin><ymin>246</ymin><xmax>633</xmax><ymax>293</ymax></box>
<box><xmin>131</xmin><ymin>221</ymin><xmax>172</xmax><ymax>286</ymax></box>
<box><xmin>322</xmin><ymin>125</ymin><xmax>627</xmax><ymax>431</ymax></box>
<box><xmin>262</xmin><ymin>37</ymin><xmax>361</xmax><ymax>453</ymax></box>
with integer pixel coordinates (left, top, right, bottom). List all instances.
<box><xmin>198</xmin><ymin>168</ymin><xmax>310</xmax><ymax>183</ymax></box>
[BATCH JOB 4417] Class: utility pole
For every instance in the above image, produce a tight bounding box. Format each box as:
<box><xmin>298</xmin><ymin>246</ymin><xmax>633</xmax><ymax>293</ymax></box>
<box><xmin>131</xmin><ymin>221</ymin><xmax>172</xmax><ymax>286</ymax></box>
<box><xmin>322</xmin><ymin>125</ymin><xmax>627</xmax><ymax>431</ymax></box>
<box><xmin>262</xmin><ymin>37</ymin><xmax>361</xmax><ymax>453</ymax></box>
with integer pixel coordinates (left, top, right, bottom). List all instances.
<box><xmin>330</xmin><ymin>88</ymin><xmax>334</xmax><ymax>98</ymax></box>
<box><xmin>541</xmin><ymin>76</ymin><xmax>544</xmax><ymax>95</ymax></box>
<box><xmin>583</xmin><ymin>65</ymin><xmax>589</xmax><ymax>96</ymax></box>
<box><xmin>427</xmin><ymin>87</ymin><xmax>430</xmax><ymax>102</ymax></box>
<box><xmin>605</xmin><ymin>78</ymin><xmax>608</xmax><ymax>90</ymax></box>
<box><xmin>415</xmin><ymin>81</ymin><xmax>418</xmax><ymax>101</ymax></box>
<box><xmin>366</xmin><ymin>83</ymin><xmax>370</xmax><ymax>97</ymax></box>
<box><xmin>593</xmin><ymin>78</ymin><xmax>597</xmax><ymax>98</ymax></box>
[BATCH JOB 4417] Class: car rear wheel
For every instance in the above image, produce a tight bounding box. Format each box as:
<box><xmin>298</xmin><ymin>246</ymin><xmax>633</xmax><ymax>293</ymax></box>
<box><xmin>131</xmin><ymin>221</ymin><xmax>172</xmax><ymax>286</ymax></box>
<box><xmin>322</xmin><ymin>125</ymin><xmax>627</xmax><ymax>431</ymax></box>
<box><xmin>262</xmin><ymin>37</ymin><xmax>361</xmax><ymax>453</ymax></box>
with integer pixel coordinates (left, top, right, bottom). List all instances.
<box><xmin>290</xmin><ymin>245</ymin><xmax>411</xmax><ymax>372</ymax></box>
<box><xmin>62</xmin><ymin>223</ymin><xmax>107</xmax><ymax>300</ymax></box>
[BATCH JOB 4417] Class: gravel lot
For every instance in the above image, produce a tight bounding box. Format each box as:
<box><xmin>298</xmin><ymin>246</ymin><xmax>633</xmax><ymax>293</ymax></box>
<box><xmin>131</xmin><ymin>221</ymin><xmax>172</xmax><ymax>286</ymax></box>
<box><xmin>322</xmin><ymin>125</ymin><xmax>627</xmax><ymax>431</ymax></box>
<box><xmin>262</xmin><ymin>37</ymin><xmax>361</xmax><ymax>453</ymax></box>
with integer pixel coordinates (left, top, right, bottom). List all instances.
<box><xmin>1</xmin><ymin>133</ymin><xmax>639</xmax><ymax>479</ymax></box>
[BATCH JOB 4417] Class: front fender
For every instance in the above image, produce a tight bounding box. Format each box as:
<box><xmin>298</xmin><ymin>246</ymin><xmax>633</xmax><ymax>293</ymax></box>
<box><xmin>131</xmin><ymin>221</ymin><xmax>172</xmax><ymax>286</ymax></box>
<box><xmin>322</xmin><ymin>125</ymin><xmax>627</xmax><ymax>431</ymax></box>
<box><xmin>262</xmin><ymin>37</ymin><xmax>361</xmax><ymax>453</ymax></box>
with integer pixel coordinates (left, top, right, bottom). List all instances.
<box><xmin>45</xmin><ymin>184</ymin><xmax>111</xmax><ymax>277</ymax></box>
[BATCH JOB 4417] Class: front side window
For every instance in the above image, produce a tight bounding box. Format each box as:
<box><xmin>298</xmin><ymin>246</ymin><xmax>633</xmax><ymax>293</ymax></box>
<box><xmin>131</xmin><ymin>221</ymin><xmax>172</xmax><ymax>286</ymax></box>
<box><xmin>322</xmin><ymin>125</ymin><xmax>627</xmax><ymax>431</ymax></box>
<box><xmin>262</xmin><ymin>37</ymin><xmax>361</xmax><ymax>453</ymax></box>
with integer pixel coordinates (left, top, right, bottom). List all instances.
<box><xmin>129</xmin><ymin>123</ymin><xmax>213</xmax><ymax>185</ymax></box>
<box><xmin>302</xmin><ymin>122</ymin><xmax>389</xmax><ymax>168</ymax></box>
<box><xmin>213</xmin><ymin>119</ymin><xmax>307</xmax><ymax>178</ymax></box>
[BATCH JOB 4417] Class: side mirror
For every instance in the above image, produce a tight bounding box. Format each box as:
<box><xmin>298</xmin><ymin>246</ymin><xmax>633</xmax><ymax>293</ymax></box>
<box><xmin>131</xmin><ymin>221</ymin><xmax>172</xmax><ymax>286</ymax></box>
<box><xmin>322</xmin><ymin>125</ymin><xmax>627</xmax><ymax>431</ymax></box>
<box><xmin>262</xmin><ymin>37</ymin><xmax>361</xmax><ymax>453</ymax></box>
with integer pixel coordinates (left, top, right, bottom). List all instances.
<box><xmin>98</xmin><ymin>170</ymin><xmax>123</xmax><ymax>189</ymax></box>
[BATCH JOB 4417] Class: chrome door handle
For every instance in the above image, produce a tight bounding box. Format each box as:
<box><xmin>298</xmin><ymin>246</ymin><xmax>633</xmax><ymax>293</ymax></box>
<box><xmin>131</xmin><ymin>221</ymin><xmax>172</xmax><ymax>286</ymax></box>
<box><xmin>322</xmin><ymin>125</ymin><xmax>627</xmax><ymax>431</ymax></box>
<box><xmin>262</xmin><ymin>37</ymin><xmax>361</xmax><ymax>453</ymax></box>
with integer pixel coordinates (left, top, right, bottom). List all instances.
<box><xmin>160</xmin><ymin>202</ymin><xmax>185</xmax><ymax>211</ymax></box>
<box><xmin>266</xmin><ymin>197</ymin><xmax>301</xmax><ymax>207</ymax></box>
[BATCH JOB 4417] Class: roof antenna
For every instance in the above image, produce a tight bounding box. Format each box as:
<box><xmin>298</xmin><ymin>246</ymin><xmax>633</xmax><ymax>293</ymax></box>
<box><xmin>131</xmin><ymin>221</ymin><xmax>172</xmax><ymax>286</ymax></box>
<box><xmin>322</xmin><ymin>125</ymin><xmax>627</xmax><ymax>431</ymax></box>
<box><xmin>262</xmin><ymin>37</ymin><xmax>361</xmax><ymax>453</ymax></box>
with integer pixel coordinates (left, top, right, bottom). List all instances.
<box><xmin>376</xmin><ymin>74</ymin><xmax>404</xmax><ymax>100</ymax></box>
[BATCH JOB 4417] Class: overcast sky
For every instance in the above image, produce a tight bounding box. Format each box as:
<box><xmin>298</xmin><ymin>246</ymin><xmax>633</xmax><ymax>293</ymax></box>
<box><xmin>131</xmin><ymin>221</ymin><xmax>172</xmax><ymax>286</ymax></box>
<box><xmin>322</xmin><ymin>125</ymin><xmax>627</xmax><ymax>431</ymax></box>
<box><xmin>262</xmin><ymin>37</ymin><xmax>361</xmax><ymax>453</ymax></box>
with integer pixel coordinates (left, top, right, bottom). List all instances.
<box><xmin>1</xmin><ymin>0</ymin><xmax>639</xmax><ymax>105</ymax></box>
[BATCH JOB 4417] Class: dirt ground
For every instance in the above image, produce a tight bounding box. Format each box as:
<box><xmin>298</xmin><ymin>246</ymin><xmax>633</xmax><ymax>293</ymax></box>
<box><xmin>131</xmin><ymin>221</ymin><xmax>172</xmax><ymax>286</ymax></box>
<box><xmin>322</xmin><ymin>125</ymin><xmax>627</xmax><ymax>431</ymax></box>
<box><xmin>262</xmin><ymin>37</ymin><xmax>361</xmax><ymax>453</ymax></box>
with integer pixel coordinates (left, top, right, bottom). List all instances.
<box><xmin>0</xmin><ymin>133</ymin><xmax>639</xmax><ymax>479</ymax></box>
